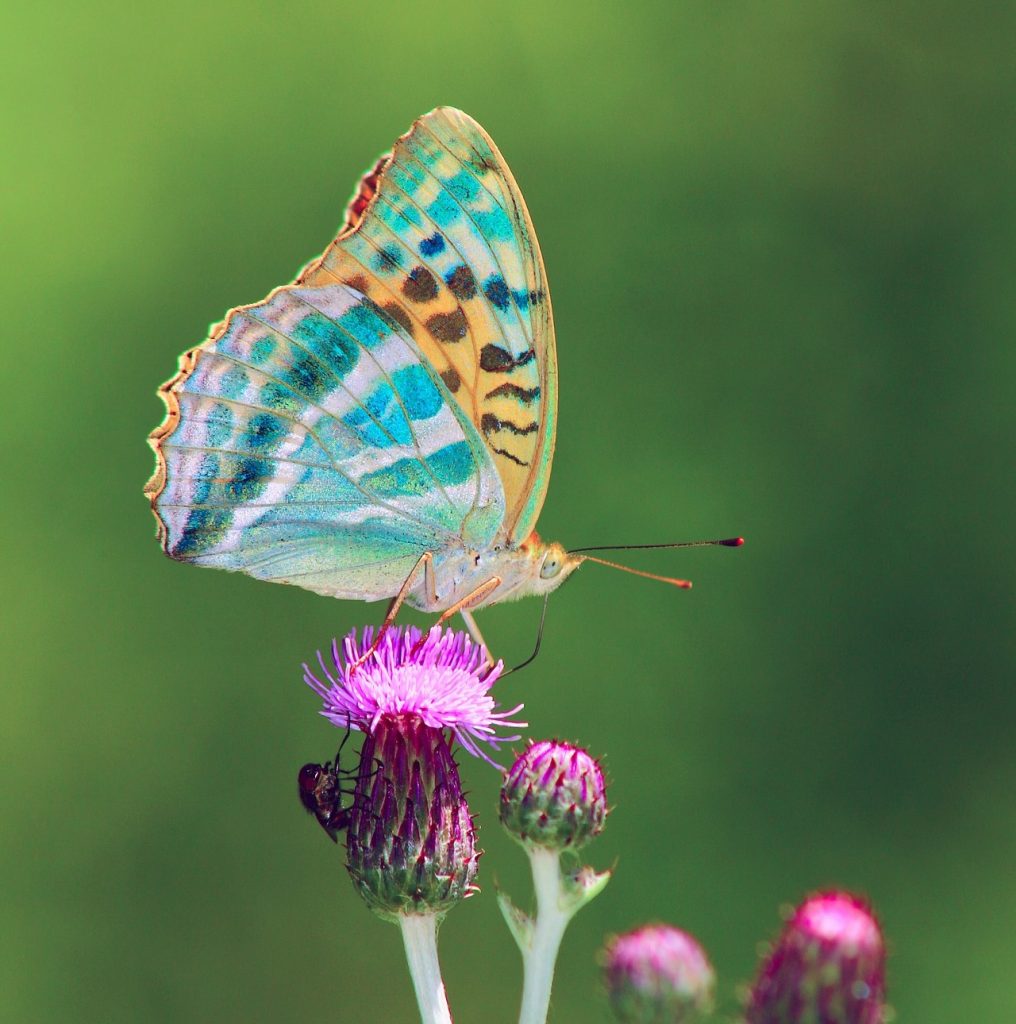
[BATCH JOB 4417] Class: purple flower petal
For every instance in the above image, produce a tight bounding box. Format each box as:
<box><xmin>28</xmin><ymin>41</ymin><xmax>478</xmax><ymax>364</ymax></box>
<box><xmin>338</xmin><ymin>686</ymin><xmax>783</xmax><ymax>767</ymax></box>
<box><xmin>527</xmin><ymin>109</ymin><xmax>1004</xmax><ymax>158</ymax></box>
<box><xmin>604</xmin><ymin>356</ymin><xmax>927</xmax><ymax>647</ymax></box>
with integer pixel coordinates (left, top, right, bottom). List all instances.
<box><xmin>304</xmin><ymin>625</ymin><xmax>526</xmax><ymax>765</ymax></box>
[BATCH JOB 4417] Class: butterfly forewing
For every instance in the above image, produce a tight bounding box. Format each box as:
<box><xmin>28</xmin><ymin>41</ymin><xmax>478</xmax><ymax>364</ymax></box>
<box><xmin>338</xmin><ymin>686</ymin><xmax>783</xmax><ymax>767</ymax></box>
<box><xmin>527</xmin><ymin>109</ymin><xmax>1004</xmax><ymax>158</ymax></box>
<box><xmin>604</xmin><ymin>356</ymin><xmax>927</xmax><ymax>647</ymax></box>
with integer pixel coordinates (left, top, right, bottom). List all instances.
<box><xmin>298</xmin><ymin>107</ymin><xmax>557</xmax><ymax>543</ymax></box>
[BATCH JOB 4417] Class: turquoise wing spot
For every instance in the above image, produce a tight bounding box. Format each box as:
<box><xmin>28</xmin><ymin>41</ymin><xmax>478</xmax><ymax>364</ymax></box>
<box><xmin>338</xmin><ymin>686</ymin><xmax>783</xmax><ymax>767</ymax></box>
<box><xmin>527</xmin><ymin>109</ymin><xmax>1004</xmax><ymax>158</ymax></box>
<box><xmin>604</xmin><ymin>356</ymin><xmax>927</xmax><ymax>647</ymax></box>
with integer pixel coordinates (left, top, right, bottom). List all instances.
<box><xmin>359</xmin><ymin>441</ymin><xmax>474</xmax><ymax>499</ymax></box>
<box><xmin>392</xmin><ymin>364</ymin><xmax>442</xmax><ymax>420</ymax></box>
<box><xmin>389</xmin><ymin>159</ymin><xmax>427</xmax><ymax>195</ymax></box>
<box><xmin>446</xmin><ymin>170</ymin><xmax>481</xmax><ymax>204</ymax></box>
<box><xmin>291</xmin><ymin>312</ymin><xmax>360</xmax><ymax>375</ymax></box>
<box><xmin>416</xmin><ymin>141</ymin><xmax>442</xmax><ymax>168</ymax></box>
<box><xmin>428</xmin><ymin>440</ymin><xmax>474</xmax><ymax>486</ymax></box>
<box><xmin>225</xmin><ymin>456</ymin><xmax>273</xmax><ymax>503</ymax></box>
<box><xmin>282</xmin><ymin>352</ymin><xmax>330</xmax><ymax>403</ymax></box>
<box><xmin>249</xmin><ymin>335</ymin><xmax>276</xmax><ymax>365</ymax></box>
<box><xmin>220</xmin><ymin>365</ymin><xmax>249</xmax><ymax>400</ymax></box>
<box><xmin>473</xmin><ymin>204</ymin><xmax>513</xmax><ymax>243</ymax></box>
<box><xmin>337</xmin><ymin>302</ymin><xmax>393</xmax><ymax>349</ymax></box>
<box><xmin>512</xmin><ymin>288</ymin><xmax>531</xmax><ymax>311</ymax></box>
<box><xmin>371</xmin><ymin>246</ymin><xmax>402</xmax><ymax>274</ymax></box>
<box><xmin>377</xmin><ymin>198</ymin><xmax>423</xmax><ymax>231</ymax></box>
<box><xmin>427</xmin><ymin>191</ymin><xmax>462</xmax><ymax>228</ymax></box>
<box><xmin>359</xmin><ymin>456</ymin><xmax>435</xmax><ymax>499</ymax></box>
<box><xmin>242</xmin><ymin>412</ymin><xmax>287</xmax><ymax>453</ymax></box>
<box><xmin>287</xmin><ymin>432</ymin><xmax>334</xmax><ymax>468</ymax></box>
<box><xmin>342</xmin><ymin>382</ymin><xmax>412</xmax><ymax>448</ymax></box>
<box><xmin>175</xmin><ymin>508</ymin><xmax>231</xmax><ymax>557</ymax></box>
<box><xmin>285</xmin><ymin>465</ymin><xmax>365</xmax><ymax>506</ymax></box>
<box><xmin>259</xmin><ymin>380</ymin><xmax>301</xmax><ymax>414</ymax></box>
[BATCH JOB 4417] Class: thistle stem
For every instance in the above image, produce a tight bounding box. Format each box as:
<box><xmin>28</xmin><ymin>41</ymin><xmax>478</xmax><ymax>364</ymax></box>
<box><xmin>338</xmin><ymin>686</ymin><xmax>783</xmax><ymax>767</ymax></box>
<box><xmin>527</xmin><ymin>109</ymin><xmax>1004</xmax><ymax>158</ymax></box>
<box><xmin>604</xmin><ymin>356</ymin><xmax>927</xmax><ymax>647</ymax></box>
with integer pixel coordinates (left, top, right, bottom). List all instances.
<box><xmin>518</xmin><ymin>848</ymin><xmax>570</xmax><ymax>1024</ymax></box>
<box><xmin>399</xmin><ymin>913</ymin><xmax>453</xmax><ymax>1024</ymax></box>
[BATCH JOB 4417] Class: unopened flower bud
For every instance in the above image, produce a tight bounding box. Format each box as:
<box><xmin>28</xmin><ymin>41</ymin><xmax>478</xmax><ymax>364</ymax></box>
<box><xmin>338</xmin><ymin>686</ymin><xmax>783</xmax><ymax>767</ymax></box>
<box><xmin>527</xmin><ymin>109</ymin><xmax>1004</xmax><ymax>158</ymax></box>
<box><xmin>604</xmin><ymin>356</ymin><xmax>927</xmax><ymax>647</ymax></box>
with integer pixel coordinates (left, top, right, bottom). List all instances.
<box><xmin>602</xmin><ymin>924</ymin><xmax>715</xmax><ymax>1024</ymax></box>
<box><xmin>500</xmin><ymin>739</ymin><xmax>607</xmax><ymax>851</ymax></box>
<box><xmin>746</xmin><ymin>891</ymin><xmax>886</xmax><ymax>1024</ymax></box>
<box><xmin>346</xmin><ymin>715</ymin><xmax>478</xmax><ymax>921</ymax></box>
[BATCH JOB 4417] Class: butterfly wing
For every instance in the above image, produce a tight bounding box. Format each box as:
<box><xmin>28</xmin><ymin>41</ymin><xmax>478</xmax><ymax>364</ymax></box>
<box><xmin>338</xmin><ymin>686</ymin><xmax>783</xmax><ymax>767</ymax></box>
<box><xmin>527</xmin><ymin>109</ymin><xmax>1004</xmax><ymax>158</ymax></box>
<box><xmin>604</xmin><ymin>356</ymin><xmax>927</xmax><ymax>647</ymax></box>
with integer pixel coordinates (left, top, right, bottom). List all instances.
<box><xmin>146</xmin><ymin>282</ymin><xmax>505</xmax><ymax>599</ymax></box>
<box><xmin>298</xmin><ymin>107</ymin><xmax>557</xmax><ymax>544</ymax></box>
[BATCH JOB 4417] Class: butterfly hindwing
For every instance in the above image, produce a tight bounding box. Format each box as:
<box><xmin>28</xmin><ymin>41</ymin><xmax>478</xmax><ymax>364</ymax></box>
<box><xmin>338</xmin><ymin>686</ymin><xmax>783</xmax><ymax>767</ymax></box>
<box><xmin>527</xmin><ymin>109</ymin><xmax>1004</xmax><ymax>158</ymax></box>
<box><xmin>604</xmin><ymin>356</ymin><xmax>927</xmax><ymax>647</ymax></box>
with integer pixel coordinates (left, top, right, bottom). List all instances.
<box><xmin>147</xmin><ymin>282</ymin><xmax>505</xmax><ymax>599</ymax></box>
<box><xmin>298</xmin><ymin>107</ymin><xmax>558</xmax><ymax>544</ymax></box>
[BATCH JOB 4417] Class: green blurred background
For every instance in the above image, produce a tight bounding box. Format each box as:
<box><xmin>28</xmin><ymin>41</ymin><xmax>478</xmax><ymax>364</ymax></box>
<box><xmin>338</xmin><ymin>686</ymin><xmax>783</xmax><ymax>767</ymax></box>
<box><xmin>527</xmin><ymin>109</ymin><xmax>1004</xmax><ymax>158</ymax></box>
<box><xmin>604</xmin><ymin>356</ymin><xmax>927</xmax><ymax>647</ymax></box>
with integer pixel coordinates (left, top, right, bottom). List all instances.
<box><xmin>3</xmin><ymin>2</ymin><xmax>1014</xmax><ymax>1020</ymax></box>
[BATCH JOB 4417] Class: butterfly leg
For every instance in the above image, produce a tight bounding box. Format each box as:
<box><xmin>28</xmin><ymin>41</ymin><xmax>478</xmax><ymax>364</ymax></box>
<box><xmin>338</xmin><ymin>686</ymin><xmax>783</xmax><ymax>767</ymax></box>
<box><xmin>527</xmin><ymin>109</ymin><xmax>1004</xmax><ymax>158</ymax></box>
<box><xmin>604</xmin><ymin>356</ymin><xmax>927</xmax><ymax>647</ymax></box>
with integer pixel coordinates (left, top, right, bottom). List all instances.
<box><xmin>348</xmin><ymin>552</ymin><xmax>436</xmax><ymax>672</ymax></box>
<box><xmin>433</xmin><ymin>576</ymin><xmax>502</xmax><ymax>629</ymax></box>
<box><xmin>459</xmin><ymin>609</ymin><xmax>487</xmax><ymax>650</ymax></box>
<box><xmin>408</xmin><ymin>577</ymin><xmax>503</xmax><ymax>664</ymax></box>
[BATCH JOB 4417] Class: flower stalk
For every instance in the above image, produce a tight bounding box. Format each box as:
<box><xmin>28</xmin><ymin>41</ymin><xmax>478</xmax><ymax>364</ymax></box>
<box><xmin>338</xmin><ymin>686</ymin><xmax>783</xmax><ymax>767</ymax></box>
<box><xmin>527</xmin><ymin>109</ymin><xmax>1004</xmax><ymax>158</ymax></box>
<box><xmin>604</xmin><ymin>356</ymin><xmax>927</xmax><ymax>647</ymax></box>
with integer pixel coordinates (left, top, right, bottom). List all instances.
<box><xmin>518</xmin><ymin>849</ymin><xmax>573</xmax><ymax>1024</ymax></box>
<box><xmin>499</xmin><ymin>741</ymin><xmax>611</xmax><ymax>1024</ymax></box>
<box><xmin>399</xmin><ymin>913</ymin><xmax>453</xmax><ymax>1024</ymax></box>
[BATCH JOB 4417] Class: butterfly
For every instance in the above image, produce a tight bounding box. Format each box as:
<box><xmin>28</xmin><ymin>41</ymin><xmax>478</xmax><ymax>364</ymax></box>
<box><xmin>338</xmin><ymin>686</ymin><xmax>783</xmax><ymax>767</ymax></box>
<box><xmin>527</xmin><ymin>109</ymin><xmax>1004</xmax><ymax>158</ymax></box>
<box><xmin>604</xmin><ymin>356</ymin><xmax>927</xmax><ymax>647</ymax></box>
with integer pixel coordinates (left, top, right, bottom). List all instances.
<box><xmin>146</xmin><ymin>108</ymin><xmax>739</xmax><ymax>650</ymax></box>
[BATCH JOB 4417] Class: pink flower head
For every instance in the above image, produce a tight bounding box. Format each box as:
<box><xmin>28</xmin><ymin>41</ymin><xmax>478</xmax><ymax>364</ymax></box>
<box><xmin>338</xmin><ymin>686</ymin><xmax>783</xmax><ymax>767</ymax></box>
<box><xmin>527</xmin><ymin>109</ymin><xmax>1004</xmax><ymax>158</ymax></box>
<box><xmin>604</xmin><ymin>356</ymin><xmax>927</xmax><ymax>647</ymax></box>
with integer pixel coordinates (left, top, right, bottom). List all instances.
<box><xmin>304</xmin><ymin>625</ymin><xmax>526</xmax><ymax>765</ymax></box>
<box><xmin>747</xmin><ymin>891</ymin><xmax>886</xmax><ymax>1024</ymax></box>
<box><xmin>501</xmin><ymin>740</ymin><xmax>608</xmax><ymax>850</ymax></box>
<box><xmin>602</xmin><ymin>924</ymin><xmax>714</xmax><ymax>1023</ymax></box>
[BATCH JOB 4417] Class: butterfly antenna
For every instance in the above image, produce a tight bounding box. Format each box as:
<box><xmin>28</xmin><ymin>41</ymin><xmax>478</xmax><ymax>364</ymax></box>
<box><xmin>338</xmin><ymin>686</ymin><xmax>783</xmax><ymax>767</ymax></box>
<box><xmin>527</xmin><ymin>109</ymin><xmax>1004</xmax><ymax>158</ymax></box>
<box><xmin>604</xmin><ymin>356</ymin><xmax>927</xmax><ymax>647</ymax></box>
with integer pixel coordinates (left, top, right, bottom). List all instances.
<box><xmin>502</xmin><ymin>594</ymin><xmax>550</xmax><ymax>678</ymax></box>
<box><xmin>569</xmin><ymin>537</ymin><xmax>744</xmax><ymax>554</ymax></box>
<box><xmin>574</xmin><ymin>554</ymin><xmax>693</xmax><ymax>588</ymax></box>
<box><xmin>568</xmin><ymin>537</ymin><xmax>744</xmax><ymax>590</ymax></box>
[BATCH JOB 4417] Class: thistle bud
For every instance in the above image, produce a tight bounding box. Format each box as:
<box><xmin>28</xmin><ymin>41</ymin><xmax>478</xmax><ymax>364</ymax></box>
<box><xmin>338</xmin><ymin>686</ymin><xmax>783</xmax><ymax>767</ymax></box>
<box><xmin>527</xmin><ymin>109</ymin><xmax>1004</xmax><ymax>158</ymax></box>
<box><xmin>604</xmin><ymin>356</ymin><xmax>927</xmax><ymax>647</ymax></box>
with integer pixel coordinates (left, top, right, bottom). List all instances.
<box><xmin>746</xmin><ymin>891</ymin><xmax>886</xmax><ymax>1024</ymax></box>
<box><xmin>346</xmin><ymin>715</ymin><xmax>478</xmax><ymax>921</ymax></box>
<box><xmin>500</xmin><ymin>740</ymin><xmax>607</xmax><ymax>851</ymax></box>
<box><xmin>602</xmin><ymin>924</ymin><xmax>715</xmax><ymax>1024</ymax></box>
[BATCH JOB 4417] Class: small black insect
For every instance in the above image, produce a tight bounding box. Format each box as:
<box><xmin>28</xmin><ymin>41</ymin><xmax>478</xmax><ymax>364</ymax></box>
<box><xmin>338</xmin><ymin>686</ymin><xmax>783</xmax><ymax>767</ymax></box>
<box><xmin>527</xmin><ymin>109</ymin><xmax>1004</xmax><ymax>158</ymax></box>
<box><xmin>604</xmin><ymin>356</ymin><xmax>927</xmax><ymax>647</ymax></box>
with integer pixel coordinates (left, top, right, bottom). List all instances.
<box><xmin>298</xmin><ymin>725</ymin><xmax>357</xmax><ymax>842</ymax></box>
<box><xmin>298</xmin><ymin>761</ymin><xmax>352</xmax><ymax>842</ymax></box>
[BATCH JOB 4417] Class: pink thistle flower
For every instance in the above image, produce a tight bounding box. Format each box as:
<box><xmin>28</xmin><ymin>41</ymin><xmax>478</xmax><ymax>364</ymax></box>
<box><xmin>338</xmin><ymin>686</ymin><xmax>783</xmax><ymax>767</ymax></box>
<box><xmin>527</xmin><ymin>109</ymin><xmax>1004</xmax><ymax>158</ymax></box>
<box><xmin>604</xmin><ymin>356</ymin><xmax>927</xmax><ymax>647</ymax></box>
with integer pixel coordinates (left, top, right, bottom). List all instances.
<box><xmin>500</xmin><ymin>739</ymin><xmax>608</xmax><ymax>850</ymax></box>
<box><xmin>747</xmin><ymin>891</ymin><xmax>886</xmax><ymax>1024</ymax></box>
<box><xmin>602</xmin><ymin>924</ymin><xmax>715</xmax><ymax>1023</ymax></box>
<box><xmin>304</xmin><ymin>625</ymin><xmax>526</xmax><ymax>765</ymax></box>
<box><xmin>346</xmin><ymin>715</ymin><xmax>479</xmax><ymax>920</ymax></box>
<box><xmin>301</xmin><ymin>625</ymin><xmax>529</xmax><ymax>920</ymax></box>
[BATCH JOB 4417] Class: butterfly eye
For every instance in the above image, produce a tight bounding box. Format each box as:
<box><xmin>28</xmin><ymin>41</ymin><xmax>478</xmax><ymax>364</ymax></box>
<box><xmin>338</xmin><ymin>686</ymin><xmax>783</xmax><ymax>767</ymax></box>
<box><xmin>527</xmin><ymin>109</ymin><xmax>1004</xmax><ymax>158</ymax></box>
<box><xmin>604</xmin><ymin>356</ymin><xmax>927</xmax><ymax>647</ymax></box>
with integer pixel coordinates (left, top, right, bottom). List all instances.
<box><xmin>540</xmin><ymin>554</ymin><xmax>561</xmax><ymax>580</ymax></box>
